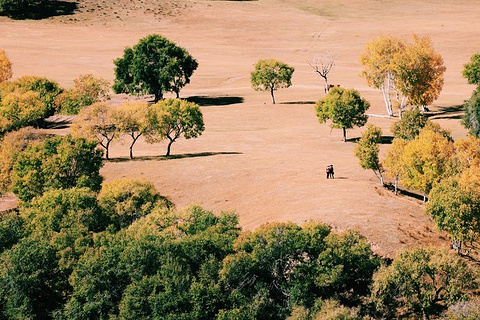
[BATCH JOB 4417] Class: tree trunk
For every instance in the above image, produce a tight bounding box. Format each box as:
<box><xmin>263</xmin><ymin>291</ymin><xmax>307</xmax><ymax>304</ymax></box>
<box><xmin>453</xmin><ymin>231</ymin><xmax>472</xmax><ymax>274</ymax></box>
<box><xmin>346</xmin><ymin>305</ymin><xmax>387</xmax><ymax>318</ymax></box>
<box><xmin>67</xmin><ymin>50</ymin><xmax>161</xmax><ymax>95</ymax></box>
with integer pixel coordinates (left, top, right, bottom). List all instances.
<box><xmin>154</xmin><ymin>91</ymin><xmax>164</xmax><ymax>103</ymax></box>
<box><xmin>324</xmin><ymin>78</ymin><xmax>329</xmax><ymax>93</ymax></box>
<box><xmin>423</xmin><ymin>192</ymin><xmax>427</xmax><ymax>202</ymax></box>
<box><xmin>129</xmin><ymin>134</ymin><xmax>141</xmax><ymax>159</ymax></box>
<box><xmin>394</xmin><ymin>175</ymin><xmax>399</xmax><ymax>195</ymax></box>
<box><xmin>166</xmin><ymin>139</ymin><xmax>174</xmax><ymax>156</ymax></box>
<box><xmin>270</xmin><ymin>86</ymin><xmax>276</xmax><ymax>104</ymax></box>
<box><xmin>343</xmin><ymin>127</ymin><xmax>347</xmax><ymax>142</ymax></box>
<box><xmin>175</xmin><ymin>89</ymin><xmax>180</xmax><ymax>99</ymax></box>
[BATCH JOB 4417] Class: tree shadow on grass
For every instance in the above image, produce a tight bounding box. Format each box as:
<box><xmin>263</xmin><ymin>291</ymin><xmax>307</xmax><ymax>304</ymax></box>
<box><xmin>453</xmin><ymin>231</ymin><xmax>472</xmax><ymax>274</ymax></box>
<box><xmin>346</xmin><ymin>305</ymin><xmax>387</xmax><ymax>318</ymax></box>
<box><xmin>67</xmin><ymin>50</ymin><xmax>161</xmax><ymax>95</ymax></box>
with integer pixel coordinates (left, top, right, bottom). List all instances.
<box><xmin>281</xmin><ymin>101</ymin><xmax>316</xmax><ymax>105</ymax></box>
<box><xmin>0</xmin><ymin>0</ymin><xmax>78</xmax><ymax>20</ymax></box>
<box><xmin>384</xmin><ymin>183</ymin><xmax>425</xmax><ymax>202</ymax></box>
<box><xmin>425</xmin><ymin>104</ymin><xmax>464</xmax><ymax>120</ymax></box>
<box><xmin>186</xmin><ymin>96</ymin><xmax>244</xmax><ymax>106</ymax></box>
<box><xmin>108</xmin><ymin>151</ymin><xmax>243</xmax><ymax>163</ymax></box>
<box><xmin>346</xmin><ymin>135</ymin><xmax>394</xmax><ymax>144</ymax></box>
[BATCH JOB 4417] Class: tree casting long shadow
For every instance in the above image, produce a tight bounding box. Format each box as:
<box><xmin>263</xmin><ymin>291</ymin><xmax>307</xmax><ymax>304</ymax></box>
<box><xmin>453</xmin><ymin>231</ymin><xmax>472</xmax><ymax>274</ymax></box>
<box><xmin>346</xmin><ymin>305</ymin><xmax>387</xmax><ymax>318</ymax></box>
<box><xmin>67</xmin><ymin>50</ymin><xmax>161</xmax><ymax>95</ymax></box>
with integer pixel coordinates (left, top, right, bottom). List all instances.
<box><xmin>425</xmin><ymin>104</ymin><xmax>463</xmax><ymax>120</ymax></box>
<box><xmin>108</xmin><ymin>151</ymin><xmax>243</xmax><ymax>162</ymax></box>
<box><xmin>0</xmin><ymin>0</ymin><xmax>78</xmax><ymax>20</ymax></box>
<box><xmin>185</xmin><ymin>96</ymin><xmax>244</xmax><ymax>106</ymax></box>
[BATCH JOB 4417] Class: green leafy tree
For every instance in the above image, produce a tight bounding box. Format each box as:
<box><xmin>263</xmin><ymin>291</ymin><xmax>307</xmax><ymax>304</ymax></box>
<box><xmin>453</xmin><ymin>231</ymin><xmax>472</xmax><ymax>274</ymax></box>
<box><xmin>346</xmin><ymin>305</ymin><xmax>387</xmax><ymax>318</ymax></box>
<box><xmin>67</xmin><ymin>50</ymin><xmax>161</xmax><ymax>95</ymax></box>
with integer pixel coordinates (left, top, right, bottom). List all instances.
<box><xmin>250</xmin><ymin>58</ymin><xmax>294</xmax><ymax>104</ymax></box>
<box><xmin>0</xmin><ymin>126</ymin><xmax>48</xmax><ymax>193</ymax></box>
<box><xmin>0</xmin><ymin>49</ymin><xmax>12</xmax><ymax>83</ymax></box>
<box><xmin>463</xmin><ymin>52</ymin><xmax>480</xmax><ymax>85</ymax></box>
<box><xmin>54</xmin><ymin>74</ymin><xmax>110</xmax><ymax>115</ymax></box>
<box><xmin>72</xmin><ymin>102</ymin><xmax>117</xmax><ymax>160</ymax></box>
<box><xmin>0</xmin><ymin>235</ymin><xmax>67</xmax><ymax>319</ymax></box>
<box><xmin>354</xmin><ymin>124</ymin><xmax>384</xmax><ymax>185</ymax></box>
<box><xmin>112</xmin><ymin>101</ymin><xmax>150</xmax><ymax>159</ymax></box>
<box><xmin>145</xmin><ymin>98</ymin><xmax>205</xmax><ymax>156</ymax></box>
<box><xmin>65</xmin><ymin>205</ymin><xmax>240</xmax><ymax>320</ymax></box>
<box><xmin>371</xmin><ymin>247</ymin><xmax>477</xmax><ymax>320</ymax></box>
<box><xmin>11</xmin><ymin>135</ymin><xmax>103</xmax><ymax>202</ymax></box>
<box><xmin>391</xmin><ymin>108</ymin><xmax>428</xmax><ymax>140</ymax></box>
<box><xmin>462</xmin><ymin>86</ymin><xmax>480</xmax><ymax>137</ymax></box>
<box><xmin>0</xmin><ymin>210</ymin><xmax>25</xmax><ymax>254</ymax></box>
<box><xmin>400</xmin><ymin>124</ymin><xmax>455</xmax><ymax>201</ymax></box>
<box><xmin>113</xmin><ymin>34</ymin><xmax>198</xmax><ymax>102</ymax></box>
<box><xmin>219</xmin><ymin>223</ymin><xmax>378</xmax><ymax>320</ymax></box>
<box><xmin>426</xmin><ymin>176</ymin><xmax>480</xmax><ymax>253</ymax></box>
<box><xmin>315</xmin><ymin>87</ymin><xmax>370</xmax><ymax>142</ymax></box>
<box><xmin>97</xmin><ymin>178</ymin><xmax>171</xmax><ymax>230</ymax></box>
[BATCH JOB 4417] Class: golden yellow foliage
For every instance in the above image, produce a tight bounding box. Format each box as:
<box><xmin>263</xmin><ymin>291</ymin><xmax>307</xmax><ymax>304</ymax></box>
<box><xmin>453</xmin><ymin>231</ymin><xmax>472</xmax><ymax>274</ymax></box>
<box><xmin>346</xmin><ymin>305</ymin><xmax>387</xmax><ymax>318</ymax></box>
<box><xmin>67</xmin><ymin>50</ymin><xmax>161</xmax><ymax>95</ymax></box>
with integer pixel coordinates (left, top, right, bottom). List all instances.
<box><xmin>0</xmin><ymin>49</ymin><xmax>12</xmax><ymax>83</ymax></box>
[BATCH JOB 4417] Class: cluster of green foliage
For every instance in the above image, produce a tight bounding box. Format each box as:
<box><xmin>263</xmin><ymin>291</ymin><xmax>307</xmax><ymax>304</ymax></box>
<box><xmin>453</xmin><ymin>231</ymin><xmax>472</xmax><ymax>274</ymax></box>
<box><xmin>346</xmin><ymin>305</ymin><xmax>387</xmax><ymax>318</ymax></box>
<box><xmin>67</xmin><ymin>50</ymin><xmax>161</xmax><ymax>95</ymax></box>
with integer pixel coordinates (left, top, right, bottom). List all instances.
<box><xmin>316</xmin><ymin>87</ymin><xmax>370</xmax><ymax>142</ymax></box>
<box><xmin>250</xmin><ymin>58</ymin><xmax>295</xmax><ymax>104</ymax></box>
<box><xmin>113</xmin><ymin>34</ymin><xmax>198</xmax><ymax>102</ymax></box>
<box><xmin>463</xmin><ymin>53</ymin><xmax>480</xmax><ymax>137</ymax></box>
<box><xmin>354</xmin><ymin>124</ymin><xmax>384</xmax><ymax>185</ymax></box>
<box><xmin>54</xmin><ymin>74</ymin><xmax>110</xmax><ymax>115</ymax></box>
<box><xmin>11</xmin><ymin>135</ymin><xmax>103</xmax><ymax>202</ymax></box>
<box><xmin>0</xmin><ymin>193</ymin><xmax>476</xmax><ymax>319</ymax></box>
<box><xmin>72</xmin><ymin>98</ymin><xmax>205</xmax><ymax>159</ymax></box>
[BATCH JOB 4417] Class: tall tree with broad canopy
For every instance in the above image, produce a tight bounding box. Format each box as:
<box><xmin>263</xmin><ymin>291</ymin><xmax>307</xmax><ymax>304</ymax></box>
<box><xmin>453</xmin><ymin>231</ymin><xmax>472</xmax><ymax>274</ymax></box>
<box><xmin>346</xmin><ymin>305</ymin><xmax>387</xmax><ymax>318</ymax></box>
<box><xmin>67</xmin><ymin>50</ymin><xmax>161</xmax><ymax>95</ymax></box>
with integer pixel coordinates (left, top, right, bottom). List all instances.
<box><xmin>395</xmin><ymin>35</ymin><xmax>446</xmax><ymax>112</ymax></box>
<box><xmin>145</xmin><ymin>98</ymin><xmax>204</xmax><ymax>156</ymax></box>
<box><xmin>371</xmin><ymin>247</ymin><xmax>477</xmax><ymax>320</ymax></box>
<box><xmin>360</xmin><ymin>35</ymin><xmax>445</xmax><ymax>117</ymax></box>
<box><xmin>0</xmin><ymin>49</ymin><xmax>12</xmax><ymax>83</ymax></box>
<box><xmin>463</xmin><ymin>52</ymin><xmax>480</xmax><ymax>85</ymax></box>
<box><xmin>354</xmin><ymin>124</ymin><xmax>384</xmax><ymax>185</ymax></box>
<box><xmin>360</xmin><ymin>35</ymin><xmax>405</xmax><ymax>117</ymax></box>
<box><xmin>250</xmin><ymin>58</ymin><xmax>294</xmax><ymax>104</ymax></box>
<box><xmin>315</xmin><ymin>87</ymin><xmax>369</xmax><ymax>142</ymax></box>
<box><xmin>113</xmin><ymin>34</ymin><xmax>198</xmax><ymax>102</ymax></box>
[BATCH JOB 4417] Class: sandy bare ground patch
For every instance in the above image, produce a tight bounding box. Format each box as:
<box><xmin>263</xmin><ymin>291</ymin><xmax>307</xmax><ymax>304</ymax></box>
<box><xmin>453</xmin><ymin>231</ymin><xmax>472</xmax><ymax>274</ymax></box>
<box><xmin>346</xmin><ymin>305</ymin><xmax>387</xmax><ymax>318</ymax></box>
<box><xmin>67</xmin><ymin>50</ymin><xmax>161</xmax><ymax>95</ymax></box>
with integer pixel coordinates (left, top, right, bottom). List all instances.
<box><xmin>1</xmin><ymin>0</ymin><xmax>479</xmax><ymax>257</ymax></box>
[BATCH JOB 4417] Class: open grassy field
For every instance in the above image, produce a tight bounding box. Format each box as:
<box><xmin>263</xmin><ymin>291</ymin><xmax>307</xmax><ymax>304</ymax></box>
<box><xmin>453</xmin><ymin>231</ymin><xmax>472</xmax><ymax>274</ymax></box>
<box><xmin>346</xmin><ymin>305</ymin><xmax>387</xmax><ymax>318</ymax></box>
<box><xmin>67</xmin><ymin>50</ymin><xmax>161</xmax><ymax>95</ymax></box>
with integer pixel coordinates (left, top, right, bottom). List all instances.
<box><xmin>1</xmin><ymin>0</ymin><xmax>479</xmax><ymax>257</ymax></box>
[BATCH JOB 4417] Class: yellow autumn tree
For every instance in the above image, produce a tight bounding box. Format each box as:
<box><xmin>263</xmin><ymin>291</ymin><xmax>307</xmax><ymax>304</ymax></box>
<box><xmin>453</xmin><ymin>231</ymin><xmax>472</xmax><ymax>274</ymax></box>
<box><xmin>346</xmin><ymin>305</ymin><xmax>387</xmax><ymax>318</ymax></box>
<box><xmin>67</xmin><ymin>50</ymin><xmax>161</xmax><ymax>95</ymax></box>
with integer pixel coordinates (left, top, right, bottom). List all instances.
<box><xmin>383</xmin><ymin>138</ymin><xmax>408</xmax><ymax>195</ymax></box>
<box><xmin>0</xmin><ymin>89</ymin><xmax>45</xmax><ymax>133</ymax></box>
<box><xmin>395</xmin><ymin>35</ymin><xmax>446</xmax><ymax>111</ymax></box>
<box><xmin>360</xmin><ymin>35</ymin><xmax>446</xmax><ymax>117</ymax></box>
<box><xmin>111</xmin><ymin>101</ymin><xmax>150</xmax><ymax>159</ymax></box>
<box><xmin>72</xmin><ymin>102</ymin><xmax>117</xmax><ymax>160</ymax></box>
<box><xmin>0</xmin><ymin>49</ymin><xmax>12</xmax><ymax>84</ymax></box>
<box><xmin>360</xmin><ymin>35</ymin><xmax>405</xmax><ymax>117</ymax></box>
<box><xmin>400</xmin><ymin>123</ymin><xmax>455</xmax><ymax>201</ymax></box>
